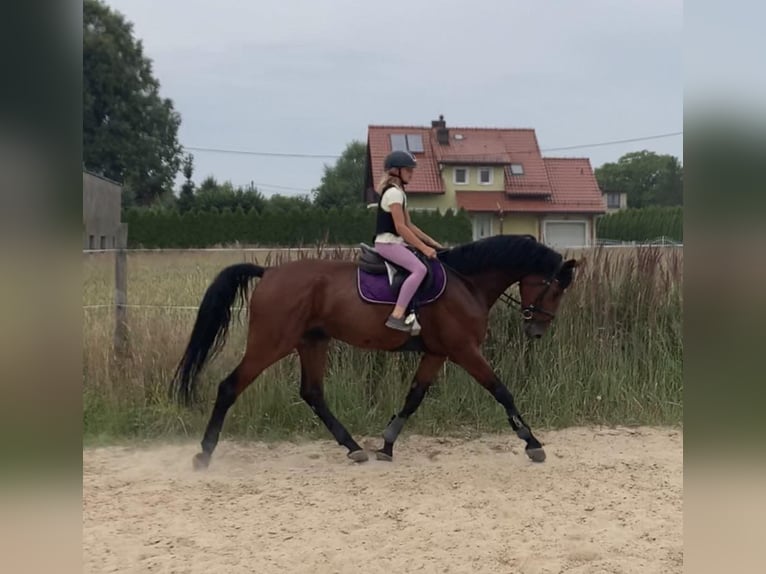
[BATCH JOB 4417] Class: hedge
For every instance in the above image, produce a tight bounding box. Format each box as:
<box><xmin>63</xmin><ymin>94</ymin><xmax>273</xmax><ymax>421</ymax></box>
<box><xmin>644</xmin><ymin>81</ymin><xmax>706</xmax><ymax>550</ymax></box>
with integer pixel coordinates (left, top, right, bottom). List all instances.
<box><xmin>124</xmin><ymin>207</ymin><xmax>473</xmax><ymax>248</ymax></box>
<box><xmin>596</xmin><ymin>206</ymin><xmax>682</xmax><ymax>242</ymax></box>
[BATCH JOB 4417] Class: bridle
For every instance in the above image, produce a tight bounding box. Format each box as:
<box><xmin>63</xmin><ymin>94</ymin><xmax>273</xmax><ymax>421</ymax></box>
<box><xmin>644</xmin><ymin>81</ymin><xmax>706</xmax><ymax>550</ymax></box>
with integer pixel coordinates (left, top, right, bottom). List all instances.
<box><xmin>500</xmin><ymin>269</ymin><xmax>561</xmax><ymax>322</ymax></box>
<box><xmin>436</xmin><ymin>255</ymin><xmax>563</xmax><ymax>322</ymax></box>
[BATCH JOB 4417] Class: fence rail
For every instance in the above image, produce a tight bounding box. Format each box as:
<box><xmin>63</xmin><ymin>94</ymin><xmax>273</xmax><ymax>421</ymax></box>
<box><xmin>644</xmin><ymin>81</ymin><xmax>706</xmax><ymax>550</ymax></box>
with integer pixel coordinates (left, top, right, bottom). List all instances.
<box><xmin>83</xmin><ymin>303</ymin><xmax>204</xmax><ymax>310</ymax></box>
<box><xmin>82</xmin><ymin>241</ymin><xmax>683</xmax><ymax>255</ymax></box>
<box><xmin>82</xmin><ymin>246</ymin><xmax>358</xmax><ymax>254</ymax></box>
<box><xmin>83</xmin><ymin>242</ymin><xmax>683</xmax><ymax>330</ymax></box>
<box><xmin>596</xmin><ymin>236</ymin><xmax>683</xmax><ymax>247</ymax></box>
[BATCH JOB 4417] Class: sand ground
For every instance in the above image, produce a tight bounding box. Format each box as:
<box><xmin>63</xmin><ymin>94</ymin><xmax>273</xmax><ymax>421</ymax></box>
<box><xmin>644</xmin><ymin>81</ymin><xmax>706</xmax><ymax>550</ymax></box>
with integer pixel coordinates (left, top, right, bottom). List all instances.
<box><xmin>83</xmin><ymin>426</ymin><xmax>682</xmax><ymax>573</ymax></box>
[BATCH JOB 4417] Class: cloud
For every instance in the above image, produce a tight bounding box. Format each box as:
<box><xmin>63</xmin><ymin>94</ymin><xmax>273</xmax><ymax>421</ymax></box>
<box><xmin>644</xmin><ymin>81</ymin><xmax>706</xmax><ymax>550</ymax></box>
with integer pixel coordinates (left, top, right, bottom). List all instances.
<box><xmin>103</xmin><ymin>0</ymin><xmax>682</xmax><ymax>194</ymax></box>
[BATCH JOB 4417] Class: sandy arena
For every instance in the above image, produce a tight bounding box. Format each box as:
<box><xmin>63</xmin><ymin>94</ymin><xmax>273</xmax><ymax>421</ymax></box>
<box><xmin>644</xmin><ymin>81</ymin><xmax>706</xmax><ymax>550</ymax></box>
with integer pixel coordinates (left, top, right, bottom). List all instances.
<box><xmin>83</xmin><ymin>426</ymin><xmax>682</xmax><ymax>573</ymax></box>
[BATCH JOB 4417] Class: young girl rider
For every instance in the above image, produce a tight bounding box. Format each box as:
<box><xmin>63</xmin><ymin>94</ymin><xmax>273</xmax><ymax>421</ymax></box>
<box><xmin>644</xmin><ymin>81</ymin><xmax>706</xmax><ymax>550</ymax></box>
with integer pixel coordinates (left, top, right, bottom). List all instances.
<box><xmin>374</xmin><ymin>150</ymin><xmax>442</xmax><ymax>332</ymax></box>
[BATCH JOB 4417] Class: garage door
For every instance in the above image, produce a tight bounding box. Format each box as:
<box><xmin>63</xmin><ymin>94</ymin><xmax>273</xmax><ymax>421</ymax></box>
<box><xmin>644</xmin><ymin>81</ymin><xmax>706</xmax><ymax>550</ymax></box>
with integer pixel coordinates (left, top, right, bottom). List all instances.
<box><xmin>544</xmin><ymin>221</ymin><xmax>587</xmax><ymax>248</ymax></box>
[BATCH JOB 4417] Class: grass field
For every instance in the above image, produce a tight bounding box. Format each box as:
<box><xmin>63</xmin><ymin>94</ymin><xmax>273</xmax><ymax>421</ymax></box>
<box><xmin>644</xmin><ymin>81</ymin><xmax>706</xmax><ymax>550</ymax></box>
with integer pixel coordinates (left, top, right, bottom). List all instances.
<box><xmin>83</xmin><ymin>245</ymin><xmax>682</xmax><ymax>443</ymax></box>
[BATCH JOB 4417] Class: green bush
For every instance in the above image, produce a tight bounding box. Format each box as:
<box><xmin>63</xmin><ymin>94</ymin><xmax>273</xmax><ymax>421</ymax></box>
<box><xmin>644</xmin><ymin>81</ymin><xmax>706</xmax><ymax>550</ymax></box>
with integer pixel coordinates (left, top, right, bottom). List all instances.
<box><xmin>124</xmin><ymin>206</ymin><xmax>473</xmax><ymax>248</ymax></box>
<box><xmin>597</xmin><ymin>206</ymin><xmax>682</xmax><ymax>242</ymax></box>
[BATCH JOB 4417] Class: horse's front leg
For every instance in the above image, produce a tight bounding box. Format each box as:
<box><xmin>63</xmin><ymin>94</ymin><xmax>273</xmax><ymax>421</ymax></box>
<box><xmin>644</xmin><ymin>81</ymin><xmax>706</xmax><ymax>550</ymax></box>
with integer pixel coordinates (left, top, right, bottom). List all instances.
<box><xmin>451</xmin><ymin>347</ymin><xmax>545</xmax><ymax>462</ymax></box>
<box><xmin>376</xmin><ymin>353</ymin><xmax>446</xmax><ymax>461</ymax></box>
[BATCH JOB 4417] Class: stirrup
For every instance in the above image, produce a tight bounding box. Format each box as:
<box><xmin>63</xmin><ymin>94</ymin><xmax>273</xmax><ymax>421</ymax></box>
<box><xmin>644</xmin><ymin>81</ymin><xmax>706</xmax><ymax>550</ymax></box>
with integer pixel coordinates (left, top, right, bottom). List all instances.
<box><xmin>405</xmin><ymin>312</ymin><xmax>421</xmax><ymax>335</ymax></box>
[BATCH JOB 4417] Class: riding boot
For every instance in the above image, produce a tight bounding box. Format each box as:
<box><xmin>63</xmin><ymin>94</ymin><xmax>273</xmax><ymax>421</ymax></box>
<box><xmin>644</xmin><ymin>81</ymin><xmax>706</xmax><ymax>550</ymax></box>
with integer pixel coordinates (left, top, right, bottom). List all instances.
<box><xmin>385</xmin><ymin>314</ymin><xmax>412</xmax><ymax>332</ymax></box>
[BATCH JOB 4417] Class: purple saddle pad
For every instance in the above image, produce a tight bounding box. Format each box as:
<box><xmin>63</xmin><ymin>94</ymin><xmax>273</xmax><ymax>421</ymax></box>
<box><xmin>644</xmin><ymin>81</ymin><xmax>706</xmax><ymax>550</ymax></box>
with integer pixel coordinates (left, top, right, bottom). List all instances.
<box><xmin>357</xmin><ymin>259</ymin><xmax>447</xmax><ymax>305</ymax></box>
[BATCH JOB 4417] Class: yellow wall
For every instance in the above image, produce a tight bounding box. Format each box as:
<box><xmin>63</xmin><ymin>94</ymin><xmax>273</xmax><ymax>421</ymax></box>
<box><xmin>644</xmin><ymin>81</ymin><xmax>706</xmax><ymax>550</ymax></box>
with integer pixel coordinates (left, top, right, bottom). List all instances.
<box><xmin>443</xmin><ymin>165</ymin><xmax>505</xmax><ymax>195</ymax></box>
<box><xmin>406</xmin><ymin>192</ymin><xmax>455</xmax><ymax>213</ymax></box>
<box><xmin>494</xmin><ymin>213</ymin><xmax>539</xmax><ymax>237</ymax></box>
<box><xmin>406</xmin><ymin>165</ymin><xmax>505</xmax><ymax>213</ymax></box>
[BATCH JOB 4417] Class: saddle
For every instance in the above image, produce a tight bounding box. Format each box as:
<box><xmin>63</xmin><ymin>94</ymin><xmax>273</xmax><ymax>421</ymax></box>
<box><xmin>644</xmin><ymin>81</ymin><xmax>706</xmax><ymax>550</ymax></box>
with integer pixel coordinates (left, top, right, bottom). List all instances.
<box><xmin>355</xmin><ymin>244</ymin><xmax>447</xmax><ymax>336</ymax></box>
<box><xmin>357</xmin><ymin>243</ymin><xmax>435</xmax><ymax>295</ymax></box>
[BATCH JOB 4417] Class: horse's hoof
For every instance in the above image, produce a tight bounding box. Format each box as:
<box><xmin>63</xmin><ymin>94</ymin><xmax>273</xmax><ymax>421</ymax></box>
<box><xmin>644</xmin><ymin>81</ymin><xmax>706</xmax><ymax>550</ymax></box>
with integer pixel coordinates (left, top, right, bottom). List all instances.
<box><xmin>348</xmin><ymin>449</ymin><xmax>369</xmax><ymax>463</ymax></box>
<box><xmin>192</xmin><ymin>452</ymin><xmax>210</xmax><ymax>470</ymax></box>
<box><xmin>526</xmin><ymin>447</ymin><xmax>546</xmax><ymax>463</ymax></box>
<box><xmin>375</xmin><ymin>450</ymin><xmax>393</xmax><ymax>462</ymax></box>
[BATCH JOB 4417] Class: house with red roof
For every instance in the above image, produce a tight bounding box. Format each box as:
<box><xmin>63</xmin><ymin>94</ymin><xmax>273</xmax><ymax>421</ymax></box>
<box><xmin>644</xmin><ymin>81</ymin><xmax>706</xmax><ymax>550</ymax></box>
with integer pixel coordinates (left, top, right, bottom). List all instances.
<box><xmin>364</xmin><ymin>115</ymin><xmax>606</xmax><ymax>248</ymax></box>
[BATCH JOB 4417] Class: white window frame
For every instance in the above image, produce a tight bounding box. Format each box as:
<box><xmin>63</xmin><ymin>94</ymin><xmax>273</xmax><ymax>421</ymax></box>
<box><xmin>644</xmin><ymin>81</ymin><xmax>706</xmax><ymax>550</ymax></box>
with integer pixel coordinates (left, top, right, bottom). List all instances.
<box><xmin>453</xmin><ymin>167</ymin><xmax>468</xmax><ymax>185</ymax></box>
<box><xmin>509</xmin><ymin>163</ymin><xmax>524</xmax><ymax>175</ymax></box>
<box><xmin>472</xmin><ymin>213</ymin><xmax>493</xmax><ymax>240</ymax></box>
<box><xmin>478</xmin><ymin>167</ymin><xmax>493</xmax><ymax>185</ymax></box>
<box><xmin>606</xmin><ymin>192</ymin><xmax>620</xmax><ymax>208</ymax></box>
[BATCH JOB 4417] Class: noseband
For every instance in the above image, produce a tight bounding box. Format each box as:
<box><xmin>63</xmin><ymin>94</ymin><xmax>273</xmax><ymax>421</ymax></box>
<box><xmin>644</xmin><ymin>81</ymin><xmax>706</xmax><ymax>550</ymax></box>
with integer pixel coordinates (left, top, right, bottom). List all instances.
<box><xmin>500</xmin><ymin>267</ymin><xmax>561</xmax><ymax>321</ymax></box>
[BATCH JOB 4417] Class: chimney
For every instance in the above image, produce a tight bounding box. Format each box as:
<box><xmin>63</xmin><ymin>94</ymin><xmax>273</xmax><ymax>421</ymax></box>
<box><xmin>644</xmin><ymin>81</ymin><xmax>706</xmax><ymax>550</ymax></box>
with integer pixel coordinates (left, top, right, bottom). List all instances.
<box><xmin>433</xmin><ymin>115</ymin><xmax>449</xmax><ymax>145</ymax></box>
<box><xmin>431</xmin><ymin>114</ymin><xmax>446</xmax><ymax>128</ymax></box>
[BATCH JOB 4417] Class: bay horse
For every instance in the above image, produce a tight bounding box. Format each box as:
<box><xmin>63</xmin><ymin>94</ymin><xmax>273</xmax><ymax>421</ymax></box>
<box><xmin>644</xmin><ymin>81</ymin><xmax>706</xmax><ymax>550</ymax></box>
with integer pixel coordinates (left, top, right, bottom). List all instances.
<box><xmin>170</xmin><ymin>234</ymin><xmax>578</xmax><ymax>469</ymax></box>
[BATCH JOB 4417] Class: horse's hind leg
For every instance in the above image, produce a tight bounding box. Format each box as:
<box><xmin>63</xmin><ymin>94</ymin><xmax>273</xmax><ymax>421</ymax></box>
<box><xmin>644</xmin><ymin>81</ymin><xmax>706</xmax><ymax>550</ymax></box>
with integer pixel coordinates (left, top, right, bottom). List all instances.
<box><xmin>297</xmin><ymin>335</ymin><xmax>368</xmax><ymax>463</ymax></box>
<box><xmin>376</xmin><ymin>353</ymin><xmax>446</xmax><ymax>462</ymax></box>
<box><xmin>193</xmin><ymin>340</ymin><xmax>293</xmax><ymax>470</ymax></box>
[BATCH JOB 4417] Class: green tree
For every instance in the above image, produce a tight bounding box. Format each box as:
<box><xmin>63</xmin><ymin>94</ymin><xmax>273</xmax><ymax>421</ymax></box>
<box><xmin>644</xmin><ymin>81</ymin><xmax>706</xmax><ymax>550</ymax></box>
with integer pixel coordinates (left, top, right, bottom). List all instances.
<box><xmin>595</xmin><ymin>151</ymin><xmax>683</xmax><ymax>208</ymax></box>
<box><xmin>313</xmin><ymin>141</ymin><xmax>367</xmax><ymax>209</ymax></box>
<box><xmin>193</xmin><ymin>177</ymin><xmax>266</xmax><ymax>213</ymax></box>
<box><xmin>265</xmin><ymin>193</ymin><xmax>313</xmax><ymax>213</ymax></box>
<box><xmin>83</xmin><ymin>0</ymin><xmax>183</xmax><ymax>206</ymax></box>
<box><xmin>177</xmin><ymin>153</ymin><xmax>195</xmax><ymax>213</ymax></box>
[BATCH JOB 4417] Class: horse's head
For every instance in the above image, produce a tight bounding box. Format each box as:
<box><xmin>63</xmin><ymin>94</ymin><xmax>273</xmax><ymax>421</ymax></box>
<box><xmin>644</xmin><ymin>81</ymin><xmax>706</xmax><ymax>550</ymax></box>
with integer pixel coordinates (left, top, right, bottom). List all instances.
<box><xmin>519</xmin><ymin>258</ymin><xmax>579</xmax><ymax>338</ymax></box>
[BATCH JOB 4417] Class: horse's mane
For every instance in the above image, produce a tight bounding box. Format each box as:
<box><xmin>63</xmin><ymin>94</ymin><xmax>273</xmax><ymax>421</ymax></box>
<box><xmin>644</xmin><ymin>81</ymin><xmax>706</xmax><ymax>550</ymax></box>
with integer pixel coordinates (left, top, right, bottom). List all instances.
<box><xmin>438</xmin><ymin>234</ymin><xmax>564</xmax><ymax>279</ymax></box>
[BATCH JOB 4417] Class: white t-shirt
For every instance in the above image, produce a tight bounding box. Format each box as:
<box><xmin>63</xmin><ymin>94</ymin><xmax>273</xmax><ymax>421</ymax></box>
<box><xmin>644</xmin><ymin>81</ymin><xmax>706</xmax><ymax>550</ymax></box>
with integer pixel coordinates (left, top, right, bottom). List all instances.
<box><xmin>375</xmin><ymin>186</ymin><xmax>406</xmax><ymax>244</ymax></box>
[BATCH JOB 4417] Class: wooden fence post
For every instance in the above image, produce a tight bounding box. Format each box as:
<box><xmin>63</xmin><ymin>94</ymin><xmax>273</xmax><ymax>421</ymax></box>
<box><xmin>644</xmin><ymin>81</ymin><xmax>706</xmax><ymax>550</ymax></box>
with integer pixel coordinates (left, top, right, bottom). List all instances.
<box><xmin>114</xmin><ymin>223</ymin><xmax>129</xmax><ymax>357</ymax></box>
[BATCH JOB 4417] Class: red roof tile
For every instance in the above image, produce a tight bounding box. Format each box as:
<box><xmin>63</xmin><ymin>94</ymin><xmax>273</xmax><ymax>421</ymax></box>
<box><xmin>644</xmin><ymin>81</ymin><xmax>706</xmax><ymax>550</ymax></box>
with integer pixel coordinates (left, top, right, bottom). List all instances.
<box><xmin>367</xmin><ymin>121</ymin><xmax>606</xmax><ymax>214</ymax></box>
<box><xmin>435</xmin><ymin>130</ymin><xmax>511</xmax><ymax>164</ymax></box>
<box><xmin>367</xmin><ymin>125</ymin><xmax>443</xmax><ymax>194</ymax></box>
<box><xmin>543</xmin><ymin>157</ymin><xmax>607</xmax><ymax>211</ymax></box>
<box><xmin>456</xmin><ymin>192</ymin><xmax>603</xmax><ymax>213</ymax></box>
<box><xmin>430</xmin><ymin>128</ymin><xmax>551</xmax><ymax>195</ymax></box>
<box><xmin>456</xmin><ymin>158</ymin><xmax>605</xmax><ymax>213</ymax></box>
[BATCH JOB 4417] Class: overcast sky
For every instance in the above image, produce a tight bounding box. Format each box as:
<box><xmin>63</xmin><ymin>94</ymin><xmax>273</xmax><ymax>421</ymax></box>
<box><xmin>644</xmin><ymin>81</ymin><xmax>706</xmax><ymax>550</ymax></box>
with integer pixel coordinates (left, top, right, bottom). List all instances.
<box><xmin>104</xmin><ymin>0</ymin><xmax>682</xmax><ymax>197</ymax></box>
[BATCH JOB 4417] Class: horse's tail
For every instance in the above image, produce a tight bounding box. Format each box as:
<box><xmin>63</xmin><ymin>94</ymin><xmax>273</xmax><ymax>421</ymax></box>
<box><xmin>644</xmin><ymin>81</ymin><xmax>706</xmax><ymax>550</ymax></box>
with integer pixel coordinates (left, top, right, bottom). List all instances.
<box><xmin>170</xmin><ymin>263</ymin><xmax>265</xmax><ymax>405</ymax></box>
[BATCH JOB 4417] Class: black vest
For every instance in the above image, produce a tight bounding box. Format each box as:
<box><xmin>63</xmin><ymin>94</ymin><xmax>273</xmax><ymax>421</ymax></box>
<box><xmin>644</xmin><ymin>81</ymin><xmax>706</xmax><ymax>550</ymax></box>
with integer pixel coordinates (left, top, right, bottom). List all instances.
<box><xmin>374</xmin><ymin>186</ymin><xmax>406</xmax><ymax>240</ymax></box>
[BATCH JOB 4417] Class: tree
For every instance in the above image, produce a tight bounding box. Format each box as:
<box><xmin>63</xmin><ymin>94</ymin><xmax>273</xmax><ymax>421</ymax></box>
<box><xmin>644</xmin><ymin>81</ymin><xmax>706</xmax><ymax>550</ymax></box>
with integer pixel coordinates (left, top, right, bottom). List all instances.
<box><xmin>178</xmin><ymin>153</ymin><xmax>195</xmax><ymax>213</ymax></box>
<box><xmin>313</xmin><ymin>141</ymin><xmax>367</xmax><ymax>209</ymax></box>
<box><xmin>192</xmin><ymin>177</ymin><xmax>266</xmax><ymax>213</ymax></box>
<box><xmin>265</xmin><ymin>194</ymin><xmax>313</xmax><ymax>212</ymax></box>
<box><xmin>83</xmin><ymin>0</ymin><xmax>183</xmax><ymax>206</ymax></box>
<box><xmin>595</xmin><ymin>151</ymin><xmax>683</xmax><ymax>208</ymax></box>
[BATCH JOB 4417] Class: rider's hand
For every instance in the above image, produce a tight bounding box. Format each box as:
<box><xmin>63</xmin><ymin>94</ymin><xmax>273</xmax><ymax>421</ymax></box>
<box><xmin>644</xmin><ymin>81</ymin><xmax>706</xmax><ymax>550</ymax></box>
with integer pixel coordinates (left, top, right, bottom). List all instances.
<box><xmin>423</xmin><ymin>246</ymin><xmax>437</xmax><ymax>259</ymax></box>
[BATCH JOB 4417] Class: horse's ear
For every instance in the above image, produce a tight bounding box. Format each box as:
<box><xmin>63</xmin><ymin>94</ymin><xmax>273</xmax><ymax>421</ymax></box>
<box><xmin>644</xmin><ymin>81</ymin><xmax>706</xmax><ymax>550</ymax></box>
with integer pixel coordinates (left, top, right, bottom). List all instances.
<box><xmin>561</xmin><ymin>257</ymin><xmax>585</xmax><ymax>269</ymax></box>
<box><xmin>558</xmin><ymin>258</ymin><xmax>578</xmax><ymax>288</ymax></box>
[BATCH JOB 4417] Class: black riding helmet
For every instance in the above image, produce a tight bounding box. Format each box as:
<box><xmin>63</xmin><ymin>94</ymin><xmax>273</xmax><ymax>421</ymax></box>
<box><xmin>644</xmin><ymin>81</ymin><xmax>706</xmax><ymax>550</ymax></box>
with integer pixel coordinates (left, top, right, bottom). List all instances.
<box><xmin>383</xmin><ymin>150</ymin><xmax>417</xmax><ymax>170</ymax></box>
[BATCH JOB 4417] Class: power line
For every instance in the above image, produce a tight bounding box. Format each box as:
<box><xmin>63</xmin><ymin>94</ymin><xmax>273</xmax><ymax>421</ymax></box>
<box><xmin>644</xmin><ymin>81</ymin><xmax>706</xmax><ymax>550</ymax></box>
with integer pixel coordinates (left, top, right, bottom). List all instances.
<box><xmin>183</xmin><ymin>131</ymin><xmax>682</xmax><ymax>160</ymax></box>
<box><xmin>184</xmin><ymin>146</ymin><xmax>340</xmax><ymax>159</ymax></box>
<box><xmin>540</xmin><ymin>131</ymin><xmax>683</xmax><ymax>153</ymax></box>
<box><xmin>442</xmin><ymin>131</ymin><xmax>684</xmax><ymax>157</ymax></box>
<box><xmin>249</xmin><ymin>182</ymin><xmax>314</xmax><ymax>193</ymax></box>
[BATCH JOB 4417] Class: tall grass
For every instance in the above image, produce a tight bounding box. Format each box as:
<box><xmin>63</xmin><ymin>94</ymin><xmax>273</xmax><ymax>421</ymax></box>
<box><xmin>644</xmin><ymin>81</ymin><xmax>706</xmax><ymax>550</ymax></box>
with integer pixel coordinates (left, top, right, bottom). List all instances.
<box><xmin>82</xmin><ymin>246</ymin><xmax>682</xmax><ymax>443</ymax></box>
